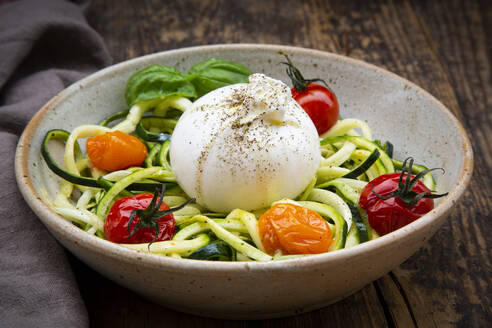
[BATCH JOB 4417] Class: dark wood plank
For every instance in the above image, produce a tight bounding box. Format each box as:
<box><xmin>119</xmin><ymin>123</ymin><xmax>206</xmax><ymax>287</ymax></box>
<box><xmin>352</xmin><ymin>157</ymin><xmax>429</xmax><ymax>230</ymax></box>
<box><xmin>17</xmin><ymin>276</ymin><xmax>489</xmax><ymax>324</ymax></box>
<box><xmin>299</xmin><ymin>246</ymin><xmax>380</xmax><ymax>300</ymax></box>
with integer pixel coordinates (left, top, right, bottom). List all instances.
<box><xmin>392</xmin><ymin>1</ymin><xmax>492</xmax><ymax>327</ymax></box>
<box><xmin>319</xmin><ymin>1</ymin><xmax>492</xmax><ymax>326</ymax></box>
<box><xmin>82</xmin><ymin>0</ymin><xmax>492</xmax><ymax>327</ymax></box>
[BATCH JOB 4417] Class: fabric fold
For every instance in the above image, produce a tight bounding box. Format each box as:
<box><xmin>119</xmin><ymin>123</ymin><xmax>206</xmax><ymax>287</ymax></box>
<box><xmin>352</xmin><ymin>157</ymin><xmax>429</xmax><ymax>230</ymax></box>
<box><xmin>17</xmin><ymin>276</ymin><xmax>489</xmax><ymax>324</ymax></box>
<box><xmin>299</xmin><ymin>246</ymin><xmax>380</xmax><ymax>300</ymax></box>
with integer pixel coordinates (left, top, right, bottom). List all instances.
<box><xmin>0</xmin><ymin>0</ymin><xmax>111</xmax><ymax>326</ymax></box>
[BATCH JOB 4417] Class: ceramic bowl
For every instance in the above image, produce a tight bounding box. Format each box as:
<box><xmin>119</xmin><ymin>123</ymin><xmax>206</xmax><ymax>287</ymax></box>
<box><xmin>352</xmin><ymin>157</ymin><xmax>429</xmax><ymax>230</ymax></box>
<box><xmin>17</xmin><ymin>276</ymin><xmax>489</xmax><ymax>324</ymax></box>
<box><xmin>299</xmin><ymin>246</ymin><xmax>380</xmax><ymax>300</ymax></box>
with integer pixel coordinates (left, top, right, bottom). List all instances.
<box><xmin>15</xmin><ymin>44</ymin><xmax>473</xmax><ymax>319</ymax></box>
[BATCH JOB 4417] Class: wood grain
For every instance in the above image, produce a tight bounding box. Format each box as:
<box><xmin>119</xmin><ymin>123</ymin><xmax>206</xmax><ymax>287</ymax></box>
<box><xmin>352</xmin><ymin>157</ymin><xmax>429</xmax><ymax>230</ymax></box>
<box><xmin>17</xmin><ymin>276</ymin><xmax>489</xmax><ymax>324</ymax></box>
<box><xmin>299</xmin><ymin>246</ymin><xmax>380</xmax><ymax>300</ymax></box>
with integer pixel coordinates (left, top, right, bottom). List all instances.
<box><xmin>83</xmin><ymin>0</ymin><xmax>492</xmax><ymax>326</ymax></box>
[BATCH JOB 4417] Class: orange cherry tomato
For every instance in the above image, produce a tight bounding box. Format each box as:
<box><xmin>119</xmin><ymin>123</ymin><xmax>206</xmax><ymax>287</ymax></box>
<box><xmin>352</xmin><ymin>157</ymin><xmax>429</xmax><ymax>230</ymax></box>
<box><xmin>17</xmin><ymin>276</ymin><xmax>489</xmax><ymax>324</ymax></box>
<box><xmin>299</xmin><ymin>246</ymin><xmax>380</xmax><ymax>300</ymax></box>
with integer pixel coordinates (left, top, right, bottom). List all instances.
<box><xmin>86</xmin><ymin>131</ymin><xmax>147</xmax><ymax>171</ymax></box>
<box><xmin>258</xmin><ymin>203</ymin><xmax>333</xmax><ymax>255</ymax></box>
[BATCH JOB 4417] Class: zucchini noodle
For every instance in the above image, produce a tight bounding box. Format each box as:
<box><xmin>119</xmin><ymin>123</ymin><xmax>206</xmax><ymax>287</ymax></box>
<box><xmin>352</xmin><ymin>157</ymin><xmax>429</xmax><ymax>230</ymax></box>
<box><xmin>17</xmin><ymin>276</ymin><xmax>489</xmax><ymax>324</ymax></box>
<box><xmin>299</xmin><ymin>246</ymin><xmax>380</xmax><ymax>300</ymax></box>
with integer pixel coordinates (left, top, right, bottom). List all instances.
<box><xmin>42</xmin><ymin>88</ymin><xmax>438</xmax><ymax>261</ymax></box>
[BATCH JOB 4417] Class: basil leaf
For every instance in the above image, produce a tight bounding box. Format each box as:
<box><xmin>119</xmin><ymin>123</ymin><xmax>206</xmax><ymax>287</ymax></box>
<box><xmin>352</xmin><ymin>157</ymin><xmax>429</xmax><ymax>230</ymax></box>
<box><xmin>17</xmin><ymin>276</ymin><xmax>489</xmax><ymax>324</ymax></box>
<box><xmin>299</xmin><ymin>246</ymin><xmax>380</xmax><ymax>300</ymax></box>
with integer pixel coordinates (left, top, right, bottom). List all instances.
<box><xmin>125</xmin><ymin>65</ymin><xmax>197</xmax><ymax>106</ymax></box>
<box><xmin>188</xmin><ymin>58</ymin><xmax>251</xmax><ymax>97</ymax></box>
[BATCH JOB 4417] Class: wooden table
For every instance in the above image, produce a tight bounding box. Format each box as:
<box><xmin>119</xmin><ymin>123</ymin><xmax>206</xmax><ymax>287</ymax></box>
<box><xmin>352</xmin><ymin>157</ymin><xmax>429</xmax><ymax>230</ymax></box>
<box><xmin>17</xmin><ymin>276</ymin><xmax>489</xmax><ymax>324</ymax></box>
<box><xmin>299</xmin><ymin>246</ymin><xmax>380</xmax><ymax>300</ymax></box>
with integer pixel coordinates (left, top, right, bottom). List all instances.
<box><xmin>73</xmin><ymin>0</ymin><xmax>491</xmax><ymax>326</ymax></box>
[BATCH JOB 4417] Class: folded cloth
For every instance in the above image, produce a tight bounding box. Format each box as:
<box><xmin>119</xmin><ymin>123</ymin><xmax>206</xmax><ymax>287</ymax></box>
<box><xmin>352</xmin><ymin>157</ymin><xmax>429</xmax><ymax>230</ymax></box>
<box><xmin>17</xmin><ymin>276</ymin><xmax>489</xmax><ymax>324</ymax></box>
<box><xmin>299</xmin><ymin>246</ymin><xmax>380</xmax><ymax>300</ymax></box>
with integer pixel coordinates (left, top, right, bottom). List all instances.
<box><xmin>0</xmin><ymin>0</ymin><xmax>111</xmax><ymax>327</ymax></box>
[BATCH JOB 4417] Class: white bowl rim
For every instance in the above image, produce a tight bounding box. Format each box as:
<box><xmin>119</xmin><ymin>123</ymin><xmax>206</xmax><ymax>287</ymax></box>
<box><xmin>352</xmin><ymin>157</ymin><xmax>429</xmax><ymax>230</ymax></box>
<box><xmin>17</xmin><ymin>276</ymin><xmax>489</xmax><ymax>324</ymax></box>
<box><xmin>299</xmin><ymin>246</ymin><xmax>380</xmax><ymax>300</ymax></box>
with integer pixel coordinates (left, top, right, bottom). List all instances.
<box><xmin>15</xmin><ymin>43</ymin><xmax>473</xmax><ymax>273</ymax></box>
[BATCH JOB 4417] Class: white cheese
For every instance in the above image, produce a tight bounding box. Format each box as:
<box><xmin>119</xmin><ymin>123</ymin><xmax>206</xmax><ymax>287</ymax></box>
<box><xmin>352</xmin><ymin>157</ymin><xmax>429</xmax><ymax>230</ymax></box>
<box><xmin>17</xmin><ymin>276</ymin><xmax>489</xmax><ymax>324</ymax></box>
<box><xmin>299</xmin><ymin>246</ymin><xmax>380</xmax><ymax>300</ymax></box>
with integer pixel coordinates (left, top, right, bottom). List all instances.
<box><xmin>170</xmin><ymin>74</ymin><xmax>320</xmax><ymax>212</ymax></box>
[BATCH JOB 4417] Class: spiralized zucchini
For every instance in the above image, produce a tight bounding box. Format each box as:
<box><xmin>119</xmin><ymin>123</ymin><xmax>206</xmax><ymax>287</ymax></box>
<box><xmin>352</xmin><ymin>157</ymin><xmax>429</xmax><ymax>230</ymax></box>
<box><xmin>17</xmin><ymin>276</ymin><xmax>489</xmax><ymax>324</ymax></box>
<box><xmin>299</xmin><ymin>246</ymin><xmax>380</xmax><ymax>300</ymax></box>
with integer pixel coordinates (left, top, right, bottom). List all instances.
<box><xmin>41</xmin><ymin>94</ymin><xmax>437</xmax><ymax>261</ymax></box>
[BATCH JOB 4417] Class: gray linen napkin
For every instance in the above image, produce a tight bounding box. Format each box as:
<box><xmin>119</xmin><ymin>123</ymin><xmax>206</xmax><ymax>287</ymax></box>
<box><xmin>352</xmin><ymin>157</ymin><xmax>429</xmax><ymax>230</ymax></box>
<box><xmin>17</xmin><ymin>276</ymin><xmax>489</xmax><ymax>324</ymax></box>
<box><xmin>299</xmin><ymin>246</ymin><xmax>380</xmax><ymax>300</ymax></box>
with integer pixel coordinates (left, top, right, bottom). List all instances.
<box><xmin>0</xmin><ymin>0</ymin><xmax>111</xmax><ymax>326</ymax></box>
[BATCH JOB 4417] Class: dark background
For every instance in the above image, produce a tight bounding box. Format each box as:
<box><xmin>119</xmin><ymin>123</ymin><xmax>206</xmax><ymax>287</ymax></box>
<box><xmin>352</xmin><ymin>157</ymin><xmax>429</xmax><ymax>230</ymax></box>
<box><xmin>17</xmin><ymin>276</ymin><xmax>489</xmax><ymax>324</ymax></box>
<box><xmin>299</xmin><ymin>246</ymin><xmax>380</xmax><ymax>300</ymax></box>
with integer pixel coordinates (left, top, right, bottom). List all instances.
<box><xmin>69</xmin><ymin>0</ymin><xmax>491</xmax><ymax>327</ymax></box>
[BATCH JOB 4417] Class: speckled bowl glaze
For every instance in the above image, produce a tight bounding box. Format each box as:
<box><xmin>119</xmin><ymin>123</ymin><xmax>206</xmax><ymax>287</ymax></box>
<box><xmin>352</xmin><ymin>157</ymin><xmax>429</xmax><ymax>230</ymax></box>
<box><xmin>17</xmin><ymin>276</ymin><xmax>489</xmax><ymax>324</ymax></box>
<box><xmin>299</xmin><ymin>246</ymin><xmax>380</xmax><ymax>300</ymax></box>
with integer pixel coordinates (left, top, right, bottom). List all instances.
<box><xmin>15</xmin><ymin>44</ymin><xmax>473</xmax><ymax>319</ymax></box>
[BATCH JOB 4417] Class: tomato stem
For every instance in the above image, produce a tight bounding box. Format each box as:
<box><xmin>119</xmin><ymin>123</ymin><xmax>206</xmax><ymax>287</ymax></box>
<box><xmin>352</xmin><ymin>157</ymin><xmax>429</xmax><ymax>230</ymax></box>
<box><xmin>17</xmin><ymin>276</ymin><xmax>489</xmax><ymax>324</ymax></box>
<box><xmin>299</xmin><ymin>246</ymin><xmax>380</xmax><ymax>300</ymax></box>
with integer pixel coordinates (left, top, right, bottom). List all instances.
<box><xmin>370</xmin><ymin>157</ymin><xmax>448</xmax><ymax>206</ymax></box>
<box><xmin>279</xmin><ymin>51</ymin><xmax>331</xmax><ymax>92</ymax></box>
<box><xmin>127</xmin><ymin>184</ymin><xmax>195</xmax><ymax>246</ymax></box>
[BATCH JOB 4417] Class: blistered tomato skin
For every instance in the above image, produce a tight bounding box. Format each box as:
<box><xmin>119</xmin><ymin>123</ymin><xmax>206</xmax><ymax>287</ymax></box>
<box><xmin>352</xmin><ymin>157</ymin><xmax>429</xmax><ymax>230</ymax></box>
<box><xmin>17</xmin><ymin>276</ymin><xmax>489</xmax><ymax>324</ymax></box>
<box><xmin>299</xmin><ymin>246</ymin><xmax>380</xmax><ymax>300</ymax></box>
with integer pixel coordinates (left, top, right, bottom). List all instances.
<box><xmin>104</xmin><ymin>193</ymin><xmax>175</xmax><ymax>244</ymax></box>
<box><xmin>86</xmin><ymin>131</ymin><xmax>147</xmax><ymax>172</ymax></box>
<box><xmin>359</xmin><ymin>173</ymin><xmax>434</xmax><ymax>236</ymax></box>
<box><xmin>258</xmin><ymin>203</ymin><xmax>333</xmax><ymax>255</ymax></box>
<box><xmin>291</xmin><ymin>84</ymin><xmax>339</xmax><ymax>135</ymax></box>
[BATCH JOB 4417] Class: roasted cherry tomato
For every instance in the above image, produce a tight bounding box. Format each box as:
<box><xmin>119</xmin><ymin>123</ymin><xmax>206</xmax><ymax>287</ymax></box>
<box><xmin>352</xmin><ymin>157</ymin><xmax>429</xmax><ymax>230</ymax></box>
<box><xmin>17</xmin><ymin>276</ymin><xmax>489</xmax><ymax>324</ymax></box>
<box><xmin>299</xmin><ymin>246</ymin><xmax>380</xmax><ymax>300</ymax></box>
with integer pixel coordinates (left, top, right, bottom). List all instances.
<box><xmin>291</xmin><ymin>83</ymin><xmax>339</xmax><ymax>135</ymax></box>
<box><xmin>281</xmin><ymin>53</ymin><xmax>339</xmax><ymax>135</ymax></box>
<box><xmin>104</xmin><ymin>193</ymin><xmax>175</xmax><ymax>244</ymax></box>
<box><xmin>86</xmin><ymin>131</ymin><xmax>147</xmax><ymax>172</ymax></box>
<box><xmin>359</xmin><ymin>172</ymin><xmax>437</xmax><ymax>236</ymax></box>
<box><xmin>258</xmin><ymin>203</ymin><xmax>333</xmax><ymax>255</ymax></box>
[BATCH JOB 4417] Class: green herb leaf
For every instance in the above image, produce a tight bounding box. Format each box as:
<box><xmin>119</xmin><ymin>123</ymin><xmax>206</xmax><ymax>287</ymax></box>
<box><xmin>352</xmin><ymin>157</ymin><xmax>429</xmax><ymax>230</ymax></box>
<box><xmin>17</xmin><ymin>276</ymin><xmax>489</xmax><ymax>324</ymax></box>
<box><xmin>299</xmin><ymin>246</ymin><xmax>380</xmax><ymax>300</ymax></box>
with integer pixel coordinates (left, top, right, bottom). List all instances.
<box><xmin>125</xmin><ymin>65</ymin><xmax>197</xmax><ymax>106</ymax></box>
<box><xmin>188</xmin><ymin>58</ymin><xmax>251</xmax><ymax>97</ymax></box>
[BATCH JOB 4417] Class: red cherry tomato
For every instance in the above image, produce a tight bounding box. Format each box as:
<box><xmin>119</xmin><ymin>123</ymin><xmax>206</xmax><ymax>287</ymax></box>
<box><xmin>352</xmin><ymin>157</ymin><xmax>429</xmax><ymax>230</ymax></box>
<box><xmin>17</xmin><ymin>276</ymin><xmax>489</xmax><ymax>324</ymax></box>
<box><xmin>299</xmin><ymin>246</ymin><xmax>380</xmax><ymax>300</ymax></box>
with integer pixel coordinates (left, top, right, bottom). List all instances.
<box><xmin>359</xmin><ymin>173</ymin><xmax>434</xmax><ymax>236</ymax></box>
<box><xmin>86</xmin><ymin>131</ymin><xmax>147</xmax><ymax>172</ymax></box>
<box><xmin>104</xmin><ymin>193</ymin><xmax>175</xmax><ymax>244</ymax></box>
<box><xmin>291</xmin><ymin>83</ymin><xmax>339</xmax><ymax>135</ymax></box>
<box><xmin>258</xmin><ymin>203</ymin><xmax>333</xmax><ymax>255</ymax></box>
